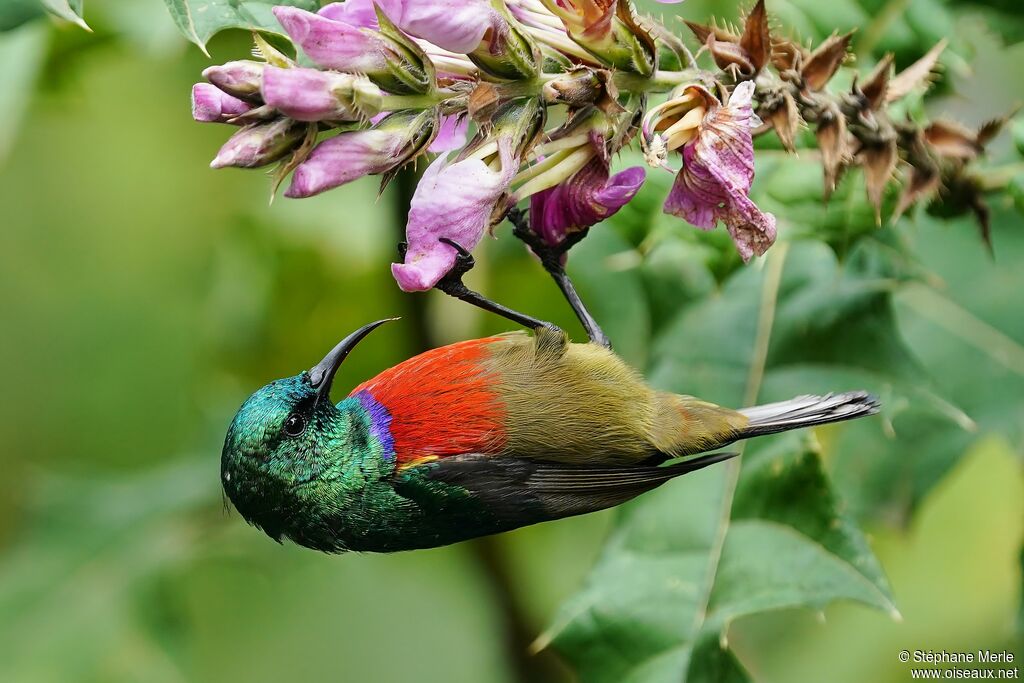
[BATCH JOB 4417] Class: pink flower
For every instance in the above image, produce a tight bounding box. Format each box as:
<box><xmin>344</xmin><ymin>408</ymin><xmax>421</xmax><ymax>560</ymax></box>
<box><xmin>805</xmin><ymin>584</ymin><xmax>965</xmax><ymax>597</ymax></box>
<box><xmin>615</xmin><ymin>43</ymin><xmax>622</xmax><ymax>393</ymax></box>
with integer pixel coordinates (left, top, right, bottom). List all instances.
<box><xmin>317</xmin><ymin>0</ymin><xmax>380</xmax><ymax>28</ymax></box>
<box><xmin>191</xmin><ymin>83</ymin><xmax>252</xmax><ymax>123</ymax></box>
<box><xmin>273</xmin><ymin>5</ymin><xmax>391</xmax><ymax>74</ymax></box>
<box><xmin>530</xmin><ymin>159</ymin><xmax>645</xmax><ymax>247</ymax></box>
<box><xmin>392</xmin><ymin>139</ymin><xmax>518</xmax><ymax>292</ymax></box>
<box><xmin>428</xmin><ymin>115</ymin><xmax>469</xmax><ymax>153</ymax></box>
<box><xmin>202</xmin><ymin>60</ymin><xmax>264</xmax><ymax>99</ymax></box>
<box><xmin>210</xmin><ymin>119</ymin><xmax>305</xmax><ymax>169</ymax></box>
<box><xmin>662</xmin><ymin>81</ymin><xmax>776</xmax><ymax>261</ymax></box>
<box><xmin>285</xmin><ymin>131</ymin><xmax>401</xmax><ymax>198</ymax></box>
<box><xmin>260</xmin><ymin>66</ymin><xmax>371</xmax><ymax>122</ymax></box>
<box><xmin>377</xmin><ymin>0</ymin><xmax>500</xmax><ymax>54</ymax></box>
<box><xmin>286</xmin><ymin>111</ymin><xmax>433</xmax><ymax>198</ymax></box>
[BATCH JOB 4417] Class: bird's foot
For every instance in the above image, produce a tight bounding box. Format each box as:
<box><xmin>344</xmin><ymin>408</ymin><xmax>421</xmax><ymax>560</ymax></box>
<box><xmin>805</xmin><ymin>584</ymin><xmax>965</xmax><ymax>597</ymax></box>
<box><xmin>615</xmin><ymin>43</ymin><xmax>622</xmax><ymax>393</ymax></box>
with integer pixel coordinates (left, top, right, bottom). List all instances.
<box><xmin>432</xmin><ymin>237</ymin><xmax>558</xmax><ymax>334</ymax></box>
<box><xmin>507</xmin><ymin>208</ymin><xmax>611</xmax><ymax>349</ymax></box>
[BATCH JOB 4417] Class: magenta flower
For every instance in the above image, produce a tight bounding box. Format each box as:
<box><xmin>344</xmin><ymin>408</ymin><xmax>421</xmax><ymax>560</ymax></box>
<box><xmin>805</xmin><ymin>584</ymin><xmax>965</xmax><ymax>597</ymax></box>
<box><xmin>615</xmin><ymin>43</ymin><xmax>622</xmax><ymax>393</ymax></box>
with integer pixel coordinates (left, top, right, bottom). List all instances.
<box><xmin>286</xmin><ymin>111</ymin><xmax>433</xmax><ymax>198</ymax></box>
<box><xmin>272</xmin><ymin>5</ymin><xmax>391</xmax><ymax>74</ymax></box>
<box><xmin>210</xmin><ymin>119</ymin><xmax>305</xmax><ymax>169</ymax></box>
<box><xmin>530</xmin><ymin>159</ymin><xmax>645</xmax><ymax>247</ymax></box>
<box><xmin>392</xmin><ymin>139</ymin><xmax>518</xmax><ymax>292</ymax></box>
<box><xmin>260</xmin><ymin>66</ymin><xmax>368</xmax><ymax>122</ymax></box>
<box><xmin>428</xmin><ymin>115</ymin><xmax>469</xmax><ymax>153</ymax></box>
<box><xmin>662</xmin><ymin>81</ymin><xmax>776</xmax><ymax>261</ymax></box>
<box><xmin>317</xmin><ymin>0</ymin><xmax>380</xmax><ymax>28</ymax></box>
<box><xmin>201</xmin><ymin>61</ymin><xmax>264</xmax><ymax>99</ymax></box>
<box><xmin>378</xmin><ymin>0</ymin><xmax>500</xmax><ymax>54</ymax></box>
<box><xmin>286</xmin><ymin>130</ymin><xmax>402</xmax><ymax>198</ymax></box>
<box><xmin>191</xmin><ymin>83</ymin><xmax>252</xmax><ymax>123</ymax></box>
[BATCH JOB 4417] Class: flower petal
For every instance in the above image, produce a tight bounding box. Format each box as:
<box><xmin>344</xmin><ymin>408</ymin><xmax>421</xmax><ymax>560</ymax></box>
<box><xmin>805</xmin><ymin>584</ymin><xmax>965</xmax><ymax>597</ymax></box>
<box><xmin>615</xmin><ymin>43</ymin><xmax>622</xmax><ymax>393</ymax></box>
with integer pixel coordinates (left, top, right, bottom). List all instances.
<box><xmin>191</xmin><ymin>83</ymin><xmax>251</xmax><ymax>122</ymax></box>
<box><xmin>260</xmin><ymin>65</ymin><xmax>359</xmax><ymax>122</ymax></box>
<box><xmin>210</xmin><ymin>119</ymin><xmax>305</xmax><ymax>169</ymax></box>
<box><xmin>428</xmin><ymin>115</ymin><xmax>469</xmax><ymax>153</ymax></box>
<box><xmin>530</xmin><ymin>160</ymin><xmax>645</xmax><ymax>246</ymax></box>
<box><xmin>286</xmin><ymin>130</ymin><xmax>401</xmax><ymax>198</ymax></box>
<box><xmin>273</xmin><ymin>6</ymin><xmax>388</xmax><ymax>73</ymax></box>
<box><xmin>392</xmin><ymin>140</ymin><xmax>517</xmax><ymax>291</ymax></box>
<box><xmin>318</xmin><ymin>0</ymin><xmax>380</xmax><ymax>28</ymax></box>
<box><xmin>384</xmin><ymin>0</ymin><xmax>498</xmax><ymax>54</ymax></box>
<box><xmin>663</xmin><ymin>82</ymin><xmax>776</xmax><ymax>261</ymax></box>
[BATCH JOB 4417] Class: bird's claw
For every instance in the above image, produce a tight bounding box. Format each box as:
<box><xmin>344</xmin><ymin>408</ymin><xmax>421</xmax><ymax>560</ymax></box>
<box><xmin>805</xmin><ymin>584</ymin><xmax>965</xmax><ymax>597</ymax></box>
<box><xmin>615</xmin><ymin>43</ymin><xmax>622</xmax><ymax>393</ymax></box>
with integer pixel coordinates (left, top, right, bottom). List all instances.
<box><xmin>438</xmin><ymin>237</ymin><xmax>475</xmax><ymax>280</ymax></box>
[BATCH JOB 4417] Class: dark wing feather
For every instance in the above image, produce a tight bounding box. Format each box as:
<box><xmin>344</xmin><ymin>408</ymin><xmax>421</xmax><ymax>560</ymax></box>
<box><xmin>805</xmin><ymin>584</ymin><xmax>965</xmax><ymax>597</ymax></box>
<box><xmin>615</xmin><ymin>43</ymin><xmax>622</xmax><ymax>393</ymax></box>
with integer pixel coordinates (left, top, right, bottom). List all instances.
<box><xmin>397</xmin><ymin>451</ymin><xmax>737</xmax><ymax>521</ymax></box>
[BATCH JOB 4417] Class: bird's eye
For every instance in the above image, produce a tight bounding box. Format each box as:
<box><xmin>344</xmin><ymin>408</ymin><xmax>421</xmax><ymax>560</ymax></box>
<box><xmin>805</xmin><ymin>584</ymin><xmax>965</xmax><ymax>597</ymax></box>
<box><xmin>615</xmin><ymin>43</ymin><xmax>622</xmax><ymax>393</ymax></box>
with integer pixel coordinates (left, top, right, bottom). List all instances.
<box><xmin>283</xmin><ymin>413</ymin><xmax>306</xmax><ymax>437</ymax></box>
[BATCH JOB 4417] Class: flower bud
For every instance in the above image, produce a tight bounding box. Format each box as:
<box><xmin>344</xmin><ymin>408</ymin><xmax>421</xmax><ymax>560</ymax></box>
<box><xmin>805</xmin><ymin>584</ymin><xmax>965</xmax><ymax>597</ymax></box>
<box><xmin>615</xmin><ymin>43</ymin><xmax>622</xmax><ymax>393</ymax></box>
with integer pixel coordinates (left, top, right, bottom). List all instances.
<box><xmin>539</xmin><ymin>0</ymin><xmax>655</xmax><ymax>76</ymax></box>
<box><xmin>191</xmin><ymin>83</ymin><xmax>252</xmax><ymax>123</ymax></box>
<box><xmin>210</xmin><ymin>119</ymin><xmax>306</xmax><ymax>169</ymax></box>
<box><xmin>286</xmin><ymin>110</ymin><xmax>436</xmax><ymax>198</ymax></box>
<box><xmin>272</xmin><ymin>5</ymin><xmax>429</xmax><ymax>94</ymax></box>
<box><xmin>261</xmin><ymin>66</ymin><xmax>383</xmax><ymax>122</ymax></box>
<box><xmin>202</xmin><ymin>61</ymin><xmax>264</xmax><ymax>100</ymax></box>
<box><xmin>465</xmin><ymin>7</ymin><xmax>539</xmax><ymax>80</ymax></box>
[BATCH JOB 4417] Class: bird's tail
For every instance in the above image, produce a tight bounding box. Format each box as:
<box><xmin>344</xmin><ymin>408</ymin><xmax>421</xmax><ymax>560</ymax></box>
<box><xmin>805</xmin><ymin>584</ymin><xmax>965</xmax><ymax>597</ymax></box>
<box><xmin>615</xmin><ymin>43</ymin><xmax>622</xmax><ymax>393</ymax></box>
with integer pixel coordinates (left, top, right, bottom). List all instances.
<box><xmin>652</xmin><ymin>391</ymin><xmax>880</xmax><ymax>457</ymax></box>
<box><xmin>737</xmin><ymin>391</ymin><xmax>880</xmax><ymax>438</ymax></box>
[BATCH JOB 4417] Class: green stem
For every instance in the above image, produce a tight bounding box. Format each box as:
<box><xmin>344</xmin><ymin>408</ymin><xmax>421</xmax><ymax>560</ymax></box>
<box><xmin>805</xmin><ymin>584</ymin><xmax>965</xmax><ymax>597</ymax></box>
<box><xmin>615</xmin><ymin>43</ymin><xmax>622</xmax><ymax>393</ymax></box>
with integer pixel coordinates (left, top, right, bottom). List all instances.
<box><xmin>379</xmin><ymin>91</ymin><xmax>451</xmax><ymax>111</ymax></box>
<box><xmin>615</xmin><ymin>69</ymin><xmax>697</xmax><ymax>95</ymax></box>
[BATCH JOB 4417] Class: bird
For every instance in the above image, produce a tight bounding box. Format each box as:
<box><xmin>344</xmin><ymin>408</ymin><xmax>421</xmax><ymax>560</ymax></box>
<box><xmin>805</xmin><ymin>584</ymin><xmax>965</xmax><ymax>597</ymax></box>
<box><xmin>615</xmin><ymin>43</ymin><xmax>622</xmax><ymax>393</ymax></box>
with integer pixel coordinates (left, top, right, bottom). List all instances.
<box><xmin>220</xmin><ymin>318</ymin><xmax>879</xmax><ymax>553</ymax></box>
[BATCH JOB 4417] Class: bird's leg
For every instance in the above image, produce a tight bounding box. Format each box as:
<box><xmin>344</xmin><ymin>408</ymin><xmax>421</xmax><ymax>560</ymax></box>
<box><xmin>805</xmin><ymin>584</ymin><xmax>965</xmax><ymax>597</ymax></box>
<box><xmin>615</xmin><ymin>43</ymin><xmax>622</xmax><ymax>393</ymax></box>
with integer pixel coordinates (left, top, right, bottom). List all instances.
<box><xmin>400</xmin><ymin>239</ymin><xmax>558</xmax><ymax>332</ymax></box>
<box><xmin>507</xmin><ymin>208</ymin><xmax>611</xmax><ymax>349</ymax></box>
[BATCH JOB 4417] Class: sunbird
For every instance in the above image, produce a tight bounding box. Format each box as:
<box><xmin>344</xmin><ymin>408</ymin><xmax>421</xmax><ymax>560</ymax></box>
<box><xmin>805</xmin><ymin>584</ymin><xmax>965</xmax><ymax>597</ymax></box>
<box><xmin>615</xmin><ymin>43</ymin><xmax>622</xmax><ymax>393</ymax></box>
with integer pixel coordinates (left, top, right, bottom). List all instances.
<box><xmin>221</xmin><ymin>234</ymin><xmax>879</xmax><ymax>552</ymax></box>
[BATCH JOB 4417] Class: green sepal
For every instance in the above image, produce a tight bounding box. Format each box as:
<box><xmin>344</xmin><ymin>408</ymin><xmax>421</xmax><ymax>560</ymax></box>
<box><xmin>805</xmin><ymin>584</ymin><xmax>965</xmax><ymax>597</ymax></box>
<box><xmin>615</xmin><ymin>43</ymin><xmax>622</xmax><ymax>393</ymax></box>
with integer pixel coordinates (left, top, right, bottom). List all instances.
<box><xmin>372</xmin><ymin>5</ymin><xmax>433</xmax><ymax>95</ymax></box>
<box><xmin>467</xmin><ymin>0</ymin><xmax>540</xmax><ymax>81</ymax></box>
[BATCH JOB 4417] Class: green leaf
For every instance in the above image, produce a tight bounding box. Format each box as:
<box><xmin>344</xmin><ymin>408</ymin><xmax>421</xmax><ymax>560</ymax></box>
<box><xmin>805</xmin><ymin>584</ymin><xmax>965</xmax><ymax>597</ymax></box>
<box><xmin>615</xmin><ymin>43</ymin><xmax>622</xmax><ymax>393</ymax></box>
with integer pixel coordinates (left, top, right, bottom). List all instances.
<box><xmin>160</xmin><ymin>0</ymin><xmax>317</xmax><ymax>55</ymax></box>
<box><xmin>0</xmin><ymin>0</ymin><xmax>43</xmax><ymax>31</ymax></box>
<box><xmin>0</xmin><ymin>23</ymin><xmax>47</xmax><ymax>161</ymax></box>
<box><xmin>39</xmin><ymin>0</ymin><xmax>89</xmax><ymax>31</ymax></box>
<box><xmin>544</xmin><ymin>243</ymin><xmax>900</xmax><ymax>682</ymax></box>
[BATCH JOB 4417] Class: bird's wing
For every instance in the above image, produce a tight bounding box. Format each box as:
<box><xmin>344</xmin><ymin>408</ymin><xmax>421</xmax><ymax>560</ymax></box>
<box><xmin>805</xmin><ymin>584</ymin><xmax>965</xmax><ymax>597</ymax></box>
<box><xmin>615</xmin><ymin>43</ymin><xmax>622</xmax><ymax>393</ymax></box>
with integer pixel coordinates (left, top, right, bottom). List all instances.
<box><xmin>393</xmin><ymin>452</ymin><xmax>737</xmax><ymax>521</ymax></box>
<box><xmin>348</xmin><ymin>336</ymin><xmax>515</xmax><ymax>468</ymax></box>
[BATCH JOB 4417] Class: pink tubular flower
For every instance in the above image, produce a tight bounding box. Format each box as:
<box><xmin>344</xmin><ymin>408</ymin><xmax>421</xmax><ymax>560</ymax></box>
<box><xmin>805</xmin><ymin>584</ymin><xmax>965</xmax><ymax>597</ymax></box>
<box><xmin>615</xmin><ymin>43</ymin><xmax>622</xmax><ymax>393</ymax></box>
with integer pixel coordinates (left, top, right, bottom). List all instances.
<box><xmin>377</xmin><ymin>0</ymin><xmax>500</xmax><ymax>54</ymax></box>
<box><xmin>272</xmin><ymin>5</ymin><xmax>390</xmax><ymax>73</ymax></box>
<box><xmin>260</xmin><ymin>66</ymin><xmax>368</xmax><ymax>122</ymax></box>
<box><xmin>392</xmin><ymin>139</ymin><xmax>518</xmax><ymax>292</ymax></box>
<box><xmin>191</xmin><ymin>83</ymin><xmax>252</xmax><ymax>123</ymax></box>
<box><xmin>530</xmin><ymin>160</ymin><xmax>645</xmax><ymax>247</ymax></box>
<box><xmin>662</xmin><ymin>81</ymin><xmax>776</xmax><ymax>261</ymax></box>
<box><xmin>210</xmin><ymin>119</ymin><xmax>305</xmax><ymax>169</ymax></box>
<box><xmin>202</xmin><ymin>60</ymin><xmax>264</xmax><ymax>99</ymax></box>
<box><xmin>317</xmin><ymin>0</ymin><xmax>381</xmax><ymax>28</ymax></box>
<box><xmin>286</xmin><ymin>111</ymin><xmax>433</xmax><ymax>198</ymax></box>
<box><xmin>286</xmin><ymin>130</ymin><xmax>404</xmax><ymax>198</ymax></box>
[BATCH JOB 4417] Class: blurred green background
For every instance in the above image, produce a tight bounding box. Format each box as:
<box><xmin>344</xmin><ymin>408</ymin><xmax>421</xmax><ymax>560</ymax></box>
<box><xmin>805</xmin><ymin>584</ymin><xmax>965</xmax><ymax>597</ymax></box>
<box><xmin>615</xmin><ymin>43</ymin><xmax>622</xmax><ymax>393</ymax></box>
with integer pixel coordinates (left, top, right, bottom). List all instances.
<box><xmin>0</xmin><ymin>0</ymin><xmax>1021</xmax><ymax>681</ymax></box>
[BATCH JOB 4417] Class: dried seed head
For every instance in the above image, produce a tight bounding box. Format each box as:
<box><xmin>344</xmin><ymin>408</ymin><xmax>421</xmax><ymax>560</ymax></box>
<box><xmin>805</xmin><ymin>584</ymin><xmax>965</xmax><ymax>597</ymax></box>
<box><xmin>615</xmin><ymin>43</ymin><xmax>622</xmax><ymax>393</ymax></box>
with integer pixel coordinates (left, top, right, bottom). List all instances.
<box><xmin>816</xmin><ymin>104</ymin><xmax>851</xmax><ymax>198</ymax></box>
<box><xmin>858</xmin><ymin>139</ymin><xmax>898</xmax><ymax>223</ymax></box>
<box><xmin>802</xmin><ymin>32</ymin><xmax>853</xmax><ymax>91</ymax></box>
<box><xmin>887</xmin><ymin>39</ymin><xmax>947</xmax><ymax>103</ymax></box>
<box><xmin>739</xmin><ymin>0</ymin><xmax>771</xmax><ymax>75</ymax></box>
<box><xmin>757</xmin><ymin>87</ymin><xmax>802</xmax><ymax>152</ymax></box>
<box><xmin>859</xmin><ymin>54</ymin><xmax>894</xmax><ymax>112</ymax></box>
<box><xmin>925</xmin><ymin>120</ymin><xmax>982</xmax><ymax>160</ymax></box>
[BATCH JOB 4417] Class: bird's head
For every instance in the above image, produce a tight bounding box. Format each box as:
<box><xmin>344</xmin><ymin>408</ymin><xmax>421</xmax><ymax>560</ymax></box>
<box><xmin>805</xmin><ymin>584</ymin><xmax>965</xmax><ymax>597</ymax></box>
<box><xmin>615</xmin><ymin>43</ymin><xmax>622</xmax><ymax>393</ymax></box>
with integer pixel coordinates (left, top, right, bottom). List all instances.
<box><xmin>220</xmin><ymin>319</ymin><xmax>395</xmax><ymax>550</ymax></box>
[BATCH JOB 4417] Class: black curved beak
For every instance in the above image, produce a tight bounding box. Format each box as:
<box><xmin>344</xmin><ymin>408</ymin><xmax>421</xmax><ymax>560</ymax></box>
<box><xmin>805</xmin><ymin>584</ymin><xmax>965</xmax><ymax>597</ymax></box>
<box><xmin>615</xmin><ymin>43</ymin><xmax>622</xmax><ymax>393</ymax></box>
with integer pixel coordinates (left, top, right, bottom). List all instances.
<box><xmin>309</xmin><ymin>318</ymin><xmax>398</xmax><ymax>403</ymax></box>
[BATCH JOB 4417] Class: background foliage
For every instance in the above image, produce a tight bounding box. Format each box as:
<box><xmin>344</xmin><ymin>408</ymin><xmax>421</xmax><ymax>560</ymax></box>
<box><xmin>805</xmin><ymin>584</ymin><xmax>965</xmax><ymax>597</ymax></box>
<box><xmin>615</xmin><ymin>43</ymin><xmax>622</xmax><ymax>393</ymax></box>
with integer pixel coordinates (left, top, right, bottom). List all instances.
<box><xmin>0</xmin><ymin>0</ymin><xmax>1021</xmax><ymax>681</ymax></box>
